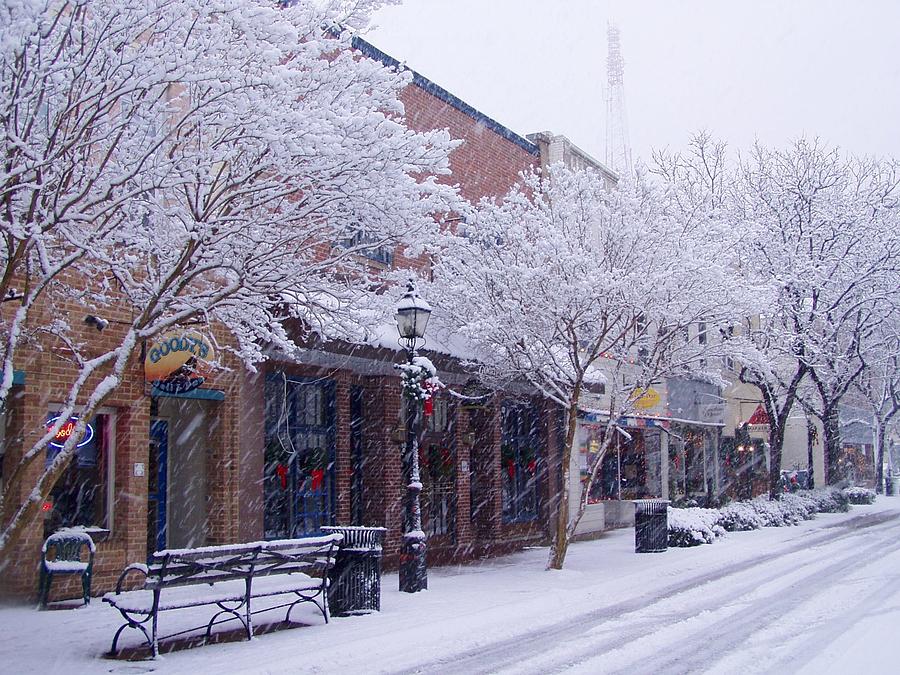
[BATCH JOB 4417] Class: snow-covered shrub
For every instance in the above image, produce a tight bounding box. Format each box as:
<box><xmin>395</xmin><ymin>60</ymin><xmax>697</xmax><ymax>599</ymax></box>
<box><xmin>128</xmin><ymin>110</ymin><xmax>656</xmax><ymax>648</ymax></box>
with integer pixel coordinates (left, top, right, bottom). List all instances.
<box><xmin>717</xmin><ymin>502</ymin><xmax>765</xmax><ymax>531</ymax></box>
<box><xmin>667</xmin><ymin>507</ymin><xmax>725</xmax><ymax>547</ymax></box>
<box><xmin>747</xmin><ymin>496</ymin><xmax>798</xmax><ymax>526</ymax></box>
<box><xmin>780</xmin><ymin>493</ymin><xmax>818</xmax><ymax>521</ymax></box>
<box><xmin>807</xmin><ymin>487</ymin><xmax>850</xmax><ymax>513</ymax></box>
<box><xmin>842</xmin><ymin>486</ymin><xmax>876</xmax><ymax>505</ymax></box>
<box><xmin>665</xmin><ymin>486</ymin><xmax>856</xmax><ymax>550</ymax></box>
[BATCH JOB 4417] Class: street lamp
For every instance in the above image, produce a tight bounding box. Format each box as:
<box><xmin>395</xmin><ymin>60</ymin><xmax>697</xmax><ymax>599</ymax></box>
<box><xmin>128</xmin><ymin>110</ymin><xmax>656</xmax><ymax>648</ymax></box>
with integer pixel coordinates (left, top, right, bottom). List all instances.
<box><xmin>395</xmin><ymin>280</ymin><xmax>431</xmax><ymax>593</ymax></box>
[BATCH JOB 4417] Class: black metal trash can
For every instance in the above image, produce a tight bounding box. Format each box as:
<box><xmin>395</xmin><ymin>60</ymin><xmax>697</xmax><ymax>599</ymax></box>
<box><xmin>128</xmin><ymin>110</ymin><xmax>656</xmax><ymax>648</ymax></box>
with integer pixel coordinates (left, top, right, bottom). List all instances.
<box><xmin>634</xmin><ymin>499</ymin><xmax>669</xmax><ymax>553</ymax></box>
<box><xmin>886</xmin><ymin>476</ymin><xmax>895</xmax><ymax>496</ymax></box>
<box><xmin>320</xmin><ymin>526</ymin><xmax>386</xmax><ymax>616</ymax></box>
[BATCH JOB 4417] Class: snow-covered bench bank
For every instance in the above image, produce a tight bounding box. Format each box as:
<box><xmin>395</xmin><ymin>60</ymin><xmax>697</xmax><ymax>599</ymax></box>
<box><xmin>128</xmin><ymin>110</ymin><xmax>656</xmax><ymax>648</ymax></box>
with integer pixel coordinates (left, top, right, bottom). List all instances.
<box><xmin>103</xmin><ymin>534</ymin><xmax>342</xmax><ymax>658</ymax></box>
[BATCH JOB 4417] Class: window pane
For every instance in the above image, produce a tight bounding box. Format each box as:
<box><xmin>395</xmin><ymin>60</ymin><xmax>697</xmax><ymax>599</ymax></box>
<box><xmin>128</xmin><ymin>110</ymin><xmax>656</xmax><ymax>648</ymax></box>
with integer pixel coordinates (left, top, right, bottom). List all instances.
<box><xmin>44</xmin><ymin>414</ymin><xmax>110</xmax><ymax>535</ymax></box>
<box><xmin>501</xmin><ymin>403</ymin><xmax>542</xmax><ymax>523</ymax></box>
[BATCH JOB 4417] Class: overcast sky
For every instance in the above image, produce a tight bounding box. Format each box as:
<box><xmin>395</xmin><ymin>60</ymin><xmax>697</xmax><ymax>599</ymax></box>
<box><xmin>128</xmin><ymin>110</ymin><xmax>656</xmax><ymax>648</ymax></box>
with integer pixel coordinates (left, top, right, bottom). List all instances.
<box><xmin>367</xmin><ymin>0</ymin><xmax>900</xmax><ymax>167</ymax></box>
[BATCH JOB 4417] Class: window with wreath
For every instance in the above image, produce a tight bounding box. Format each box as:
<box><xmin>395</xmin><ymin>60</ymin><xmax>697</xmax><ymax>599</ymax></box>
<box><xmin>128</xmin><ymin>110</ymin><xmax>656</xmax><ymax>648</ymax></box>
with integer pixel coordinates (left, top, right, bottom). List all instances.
<box><xmin>263</xmin><ymin>374</ymin><xmax>335</xmax><ymax>539</ymax></box>
<box><xmin>501</xmin><ymin>403</ymin><xmax>541</xmax><ymax>523</ymax></box>
<box><xmin>419</xmin><ymin>396</ymin><xmax>455</xmax><ymax>538</ymax></box>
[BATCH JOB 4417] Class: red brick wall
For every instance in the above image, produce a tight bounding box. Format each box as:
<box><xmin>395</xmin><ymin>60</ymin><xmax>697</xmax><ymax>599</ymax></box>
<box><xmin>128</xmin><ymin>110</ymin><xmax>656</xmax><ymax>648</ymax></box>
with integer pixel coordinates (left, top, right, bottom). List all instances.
<box><xmin>1</xmin><ymin>66</ymin><xmax>544</xmax><ymax>602</ymax></box>
<box><xmin>400</xmin><ymin>85</ymin><xmax>538</xmax><ymax>205</ymax></box>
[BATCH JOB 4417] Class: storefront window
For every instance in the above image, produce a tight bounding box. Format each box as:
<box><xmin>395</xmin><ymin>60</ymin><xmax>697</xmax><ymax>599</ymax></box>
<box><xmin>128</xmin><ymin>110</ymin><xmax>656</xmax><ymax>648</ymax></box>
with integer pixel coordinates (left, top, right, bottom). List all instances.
<box><xmin>501</xmin><ymin>403</ymin><xmax>541</xmax><ymax>523</ymax></box>
<box><xmin>420</xmin><ymin>395</ymin><xmax>455</xmax><ymax>538</ymax></box>
<box><xmin>577</xmin><ymin>422</ymin><xmax>606</xmax><ymax>504</ymax></box>
<box><xmin>669</xmin><ymin>428</ymin><xmax>709</xmax><ymax>497</ymax></box>
<box><xmin>578</xmin><ymin>422</ymin><xmax>648</xmax><ymax>501</ymax></box>
<box><xmin>721</xmin><ymin>430</ymin><xmax>766</xmax><ymax>499</ymax></box>
<box><xmin>44</xmin><ymin>412</ymin><xmax>114</xmax><ymax>537</ymax></box>
<box><xmin>263</xmin><ymin>374</ymin><xmax>335</xmax><ymax>539</ymax></box>
<box><xmin>420</xmin><ymin>442</ymin><xmax>455</xmax><ymax>537</ymax></box>
<box><xmin>0</xmin><ymin>406</ymin><xmax>7</xmax><ymax>500</ymax></box>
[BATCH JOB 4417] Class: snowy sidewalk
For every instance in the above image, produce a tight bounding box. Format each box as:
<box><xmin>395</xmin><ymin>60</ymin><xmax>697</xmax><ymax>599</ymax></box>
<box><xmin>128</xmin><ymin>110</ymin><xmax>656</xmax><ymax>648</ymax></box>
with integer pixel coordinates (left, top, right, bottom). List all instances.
<box><xmin>2</xmin><ymin>498</ymin><xmax>899</xmax><ymax>674</ymax></box>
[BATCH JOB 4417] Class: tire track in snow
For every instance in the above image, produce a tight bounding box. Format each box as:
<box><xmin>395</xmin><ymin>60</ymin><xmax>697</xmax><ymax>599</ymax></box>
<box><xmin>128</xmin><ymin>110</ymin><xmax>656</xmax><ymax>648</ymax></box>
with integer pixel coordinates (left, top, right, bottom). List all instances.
<box><xmin>391</xmin><ymin>509</ymin><xmax>900</xmax><ymax>675</ymax></box>
<box><xmin>505</xmin><ymin>516</ymin><xmax>900</xmax><ymax>675</ymax></box>
<box><xmin>598</xmin><ymin>523</ymin><xmax>900</xmax><ymax>674</ymax></box>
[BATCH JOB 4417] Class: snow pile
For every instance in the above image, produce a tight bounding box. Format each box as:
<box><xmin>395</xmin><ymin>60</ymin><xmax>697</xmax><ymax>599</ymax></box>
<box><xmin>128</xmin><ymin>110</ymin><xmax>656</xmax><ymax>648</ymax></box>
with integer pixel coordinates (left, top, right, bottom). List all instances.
<box><xmin>842</xmin><ymin>486</ymin><xmax>876</xmax><ymax>505</ymax></box>
<box><xmin>667</xmin><ymin>507</ymin><xmax>726</xmax><ymax>547</ymax></box>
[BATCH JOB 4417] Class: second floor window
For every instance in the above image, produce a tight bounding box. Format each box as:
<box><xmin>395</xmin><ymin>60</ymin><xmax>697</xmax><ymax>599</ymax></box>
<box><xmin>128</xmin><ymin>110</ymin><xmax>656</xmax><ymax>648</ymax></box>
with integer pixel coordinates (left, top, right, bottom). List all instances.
<box><xmin>340</xmin><ymin>230</ymin><xmax>394</xmax><ymax>266</ymax></box>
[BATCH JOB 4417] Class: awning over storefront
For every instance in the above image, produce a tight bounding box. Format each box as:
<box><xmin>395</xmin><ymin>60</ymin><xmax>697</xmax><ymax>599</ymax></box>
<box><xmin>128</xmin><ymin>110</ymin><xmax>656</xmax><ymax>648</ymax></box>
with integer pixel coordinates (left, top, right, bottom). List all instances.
<box><xmin>150</xmin><ymin>386</ymin><xmax>225</xmax><ymax>401</ymax></box>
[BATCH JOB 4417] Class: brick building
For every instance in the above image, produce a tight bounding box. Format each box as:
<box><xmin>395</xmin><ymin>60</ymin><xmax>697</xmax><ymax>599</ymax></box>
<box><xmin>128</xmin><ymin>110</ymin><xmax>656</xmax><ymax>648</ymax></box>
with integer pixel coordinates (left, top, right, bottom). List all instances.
<box><xmin>0</xmin><ymin>39</ymin><xmax>565</xmax><ymax>601</ymax></box>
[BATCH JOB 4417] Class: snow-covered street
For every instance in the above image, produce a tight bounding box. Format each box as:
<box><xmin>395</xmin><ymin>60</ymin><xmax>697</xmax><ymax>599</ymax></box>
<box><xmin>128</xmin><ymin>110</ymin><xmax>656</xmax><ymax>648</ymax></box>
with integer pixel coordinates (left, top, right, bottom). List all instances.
<box><xmin>2</xmin><ymin>498</ymin><xmax>899</xmax><ymax>674</ymax></box>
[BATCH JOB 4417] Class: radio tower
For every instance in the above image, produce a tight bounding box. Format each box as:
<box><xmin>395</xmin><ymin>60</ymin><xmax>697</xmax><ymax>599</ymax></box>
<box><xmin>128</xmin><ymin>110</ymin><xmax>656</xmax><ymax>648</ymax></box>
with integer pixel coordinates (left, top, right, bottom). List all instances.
<box><xmin>605</xmin><ymin>23</ymin><xmax>633</xmax><ymax>177</ymax></box>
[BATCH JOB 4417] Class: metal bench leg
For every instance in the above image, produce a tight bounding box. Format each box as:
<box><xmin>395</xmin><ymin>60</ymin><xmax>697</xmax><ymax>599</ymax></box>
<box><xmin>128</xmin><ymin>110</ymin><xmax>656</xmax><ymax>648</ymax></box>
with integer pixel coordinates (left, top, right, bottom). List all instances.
<box><xmin>206</xmin><ymin>601</ymin><xmax>250</xmax><ymax>644</ymax></box>
<box><xmin>151</xmin><ymin>610</ymin><xmax>159</xmax><ymax>659</ymax></box>
<box><xmin>38</xmin><ymin>569</ymin><xmax>51</xmax><ymax>609</ymax></box>
<box><xmin>245</xmin><ymin>579</ymin><xmax>254</xmax><ymax>640</ymax></box>
<box><xmin>82</xmin><ymin>572</ymin><xmax>91</xmax><ymax>605</ymax></box>
<box><xmin>109</xmin><ymin>611</ymin><xmax>154</xmax><ymax>658</ymax></box>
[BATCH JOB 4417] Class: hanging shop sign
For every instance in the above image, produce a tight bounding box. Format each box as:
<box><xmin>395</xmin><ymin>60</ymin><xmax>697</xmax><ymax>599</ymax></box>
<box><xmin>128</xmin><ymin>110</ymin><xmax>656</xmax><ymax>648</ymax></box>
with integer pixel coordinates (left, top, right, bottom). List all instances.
<box><xmin>47</xmin><ymin>415</ymin><xmax>95</xmax><ymax>449</ymax></box>
<box><xmin>144</xmin><ymin>330</ymin><xmax>215</xmax><ymax>395</ymax></box>
<box><xmin>632</xmin><ymin>387</ymin><xmax>661</xmax><ymax>410</ymax></box>
<box><xmin>699</xmin><ymin>403</ymin><xmax>726</xmax><ymax>425</ymax></box>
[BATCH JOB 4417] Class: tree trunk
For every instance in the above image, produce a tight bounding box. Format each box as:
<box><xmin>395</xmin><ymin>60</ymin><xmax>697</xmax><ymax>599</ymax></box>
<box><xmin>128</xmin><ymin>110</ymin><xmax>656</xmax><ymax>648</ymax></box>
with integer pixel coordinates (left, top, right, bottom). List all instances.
<box><xmin>547</xmin><ymin>391</ymin><xmax>580</xmax><ymax>571</ymax></box>
<box><xmin>874</xmin><ymin>417</ymin><xmax>884</xmax><ymax>494</ymax></box>
<box><xmin>768</xmin><ymin>420</ymin><xmax>787</xmax><ymax>499</ymax></box>
<box><xmin>806</xmin><ymin>417</ymin><xmax>816</xmax><ymax>489</ymax></box>
<box><xmin>822</xmin><ymin>405</ymin><xmax>841</xmax><ymax>485</ymax></box>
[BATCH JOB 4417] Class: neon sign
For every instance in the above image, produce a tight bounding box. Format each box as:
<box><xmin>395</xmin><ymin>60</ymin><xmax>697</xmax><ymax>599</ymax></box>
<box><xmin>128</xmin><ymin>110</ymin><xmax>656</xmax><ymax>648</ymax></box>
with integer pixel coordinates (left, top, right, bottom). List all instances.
<box><xmin>47</xmin><ymin>416</ymin><xmax>95</xmax><ymax>449</ymax></box>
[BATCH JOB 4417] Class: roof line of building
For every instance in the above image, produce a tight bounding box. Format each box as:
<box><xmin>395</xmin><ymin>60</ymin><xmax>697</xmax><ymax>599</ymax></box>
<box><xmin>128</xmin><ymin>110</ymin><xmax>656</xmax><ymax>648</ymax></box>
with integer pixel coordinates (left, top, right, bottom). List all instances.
<box><xmin>353</xmin><ymin>37</ymin><xmax>540</xmax><ymax>157</ymax></box>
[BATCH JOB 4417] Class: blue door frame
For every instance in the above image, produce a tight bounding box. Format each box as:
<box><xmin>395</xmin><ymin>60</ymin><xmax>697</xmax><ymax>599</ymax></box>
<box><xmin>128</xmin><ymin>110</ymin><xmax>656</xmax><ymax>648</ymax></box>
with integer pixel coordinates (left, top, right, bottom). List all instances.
<box><xmin>149</xmin><ymin>419</ymin><xmax>169</xmax><ymax>553</ymax></box>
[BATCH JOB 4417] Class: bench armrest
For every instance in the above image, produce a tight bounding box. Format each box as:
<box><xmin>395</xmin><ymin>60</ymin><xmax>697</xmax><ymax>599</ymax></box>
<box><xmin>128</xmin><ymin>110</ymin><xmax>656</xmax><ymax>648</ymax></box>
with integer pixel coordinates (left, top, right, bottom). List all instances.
<box><xmin>115</xmin><ymin>563</ymin><xmax>149</xmax><ymax>594</ymax></box>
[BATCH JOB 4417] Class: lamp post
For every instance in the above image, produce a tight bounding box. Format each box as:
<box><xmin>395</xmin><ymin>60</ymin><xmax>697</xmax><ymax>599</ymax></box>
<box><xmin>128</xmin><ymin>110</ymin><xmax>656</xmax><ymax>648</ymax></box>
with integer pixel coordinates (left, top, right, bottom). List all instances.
<box><xmin>395</xmin><ymin>280</ymin><xmax>431</xmax><ymax>593</ymax></box>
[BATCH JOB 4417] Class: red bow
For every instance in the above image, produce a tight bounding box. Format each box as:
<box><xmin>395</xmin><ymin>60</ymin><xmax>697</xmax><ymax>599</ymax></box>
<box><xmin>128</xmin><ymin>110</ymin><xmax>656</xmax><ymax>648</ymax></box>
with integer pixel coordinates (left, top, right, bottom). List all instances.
<box><xmin>275</xmin><ymin>464</ymin><xmax>288</xmax><ymax>490</ymax></box>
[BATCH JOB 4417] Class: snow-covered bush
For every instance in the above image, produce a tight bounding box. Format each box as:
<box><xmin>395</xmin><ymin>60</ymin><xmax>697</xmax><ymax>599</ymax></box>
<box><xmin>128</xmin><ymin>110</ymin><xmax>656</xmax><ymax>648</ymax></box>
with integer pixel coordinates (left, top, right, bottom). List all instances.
<box><xmin>779</xmin><ymin>493</ymin><xmax>818</xmax><ymax>521</ymax></box>
<box><xmin>667</xmin><ymin>485</ymin><xmax>861</xmax><ymax>550</ymax></box>
<box><xmin>806</xmin><ymin>487</ymin><xmax>850</xmax><ymax>513</ymax></box>
<box><xmin>717</xmin><ymin>502</ymin><xmax>765</xmax><ymax>531</ymax></box>
<box><xmin>667</xmin><ymin>507</ymin><xmax>726</xmax><ymax>547</ymax></box>
<box><xmin>746</xmin><ymin>496</ymin><xmax>800</xmax><ymax>527</ymax></box>
<box><xmin>842</xmin><ymin>487</ymin><xmax>876</xmax><ymax>505</ymax></box>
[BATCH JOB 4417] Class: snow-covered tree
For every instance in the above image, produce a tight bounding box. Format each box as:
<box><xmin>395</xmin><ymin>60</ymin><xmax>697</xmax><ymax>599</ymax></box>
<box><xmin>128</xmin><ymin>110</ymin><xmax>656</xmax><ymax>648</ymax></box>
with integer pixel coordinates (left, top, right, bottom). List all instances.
<box><xmin>430</xmin><ymin>165</ymin><xmax>745</xmax><ymax>569</ymax></box>
<box><xmin>0</xmin><ymin>0</ymin><xmax>459</xmax><ymax>566</ymax></box>
<box><xmin>732</xmin><ymin>140</ymin><xmax>900</xmax><ymax>490</ymax></box>
<box><xmin>853</xmin><ymin>321</ymin><xmax>900</xmax><ymax>492</ymax></box>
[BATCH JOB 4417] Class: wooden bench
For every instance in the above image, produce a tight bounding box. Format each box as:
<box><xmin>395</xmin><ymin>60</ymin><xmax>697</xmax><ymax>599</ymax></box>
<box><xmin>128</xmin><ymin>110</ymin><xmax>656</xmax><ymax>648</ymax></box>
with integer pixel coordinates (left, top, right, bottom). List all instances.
<box><xmin>103</xmin><ymin>533</ymin><xmax>342</xmax><ymax>658</ymax></box>
<box><xmin>39</xmin><ymin>529</ymin><xmax>95</xmax><ymax>608</ymax></box>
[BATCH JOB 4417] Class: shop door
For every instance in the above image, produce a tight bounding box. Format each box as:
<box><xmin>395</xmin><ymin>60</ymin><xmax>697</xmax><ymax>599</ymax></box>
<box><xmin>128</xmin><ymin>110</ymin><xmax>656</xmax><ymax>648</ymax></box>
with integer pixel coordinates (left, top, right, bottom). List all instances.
<box><xmin>148</xmin><ymin>419</ymin><xmax>169</xmax><ymax>554</ymax></box>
